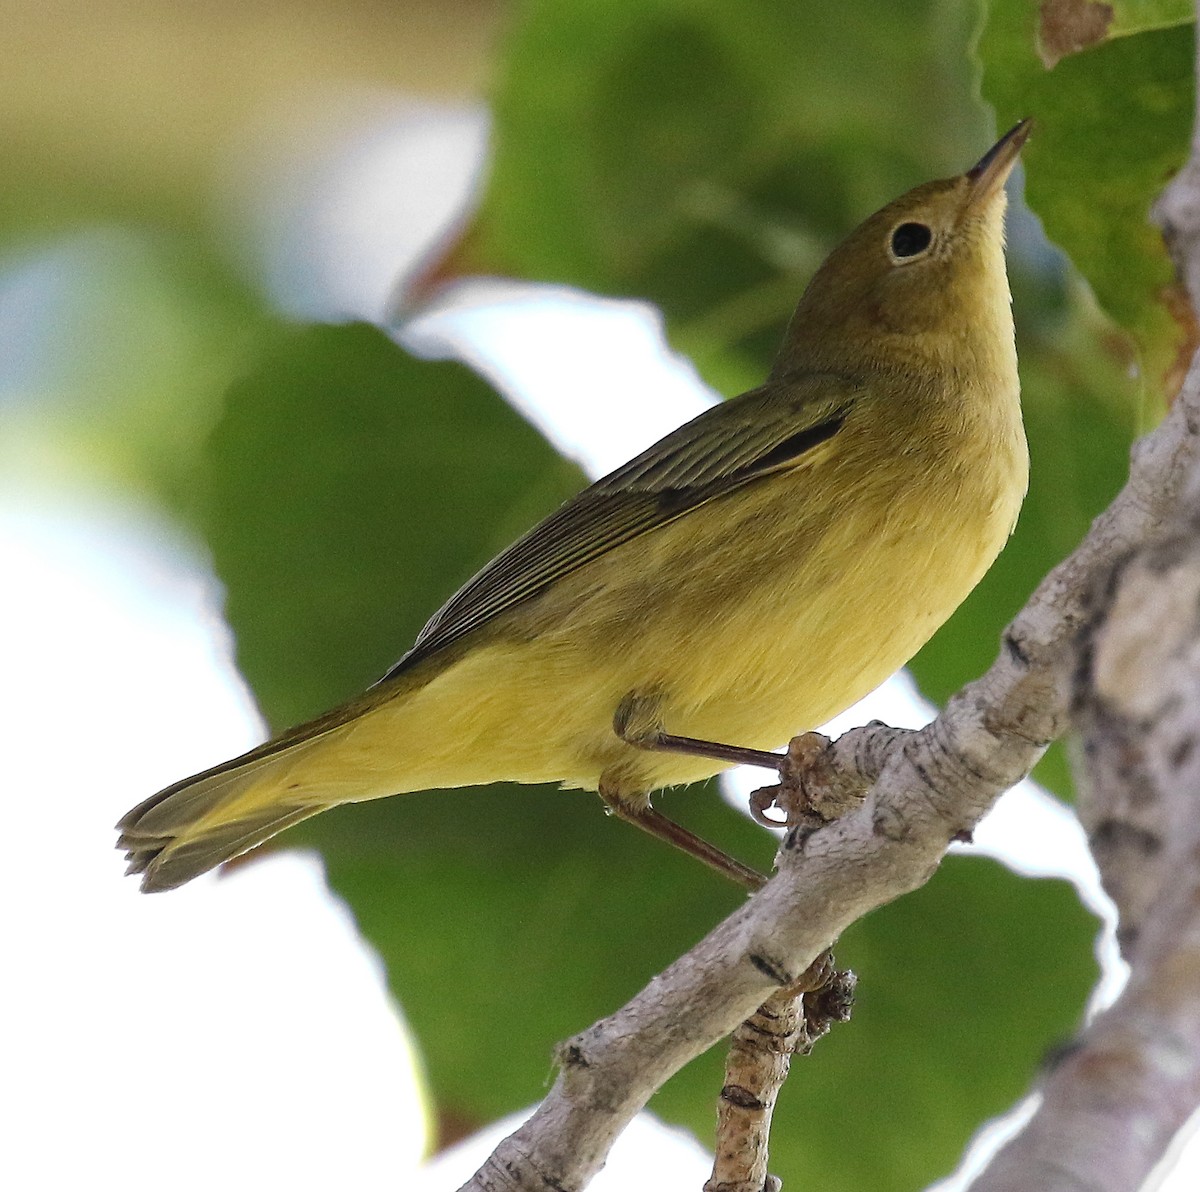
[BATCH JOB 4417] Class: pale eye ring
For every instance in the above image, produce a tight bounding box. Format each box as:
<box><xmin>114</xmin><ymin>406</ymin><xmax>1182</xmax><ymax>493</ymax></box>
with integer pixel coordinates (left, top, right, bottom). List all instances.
<box><xmin>889</xmin><ymin>221</ymin><xmax>933</xmax><ymax>260</ymax></box>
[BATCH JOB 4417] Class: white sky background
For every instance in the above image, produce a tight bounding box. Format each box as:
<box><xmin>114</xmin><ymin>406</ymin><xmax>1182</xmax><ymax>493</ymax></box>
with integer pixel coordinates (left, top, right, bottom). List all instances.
<box><xmin>3</xmin><ymin>93</ymin><xmax>1198</xmax><ymax>1189</ymax></box>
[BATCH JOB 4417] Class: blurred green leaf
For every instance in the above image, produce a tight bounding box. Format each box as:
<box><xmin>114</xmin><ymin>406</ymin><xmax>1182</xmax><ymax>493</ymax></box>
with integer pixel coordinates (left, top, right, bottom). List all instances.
<box><xmin>206</xmin><ymin>321</ymin><xmax>583</xmax><ymax>730</ymax></box>
<box><xmin>478</xmin><ymin>0</ymin><xmax>988</xmax><ymax>383</ymax></box>
<box><xmin>978</xmin><ymin>2</ymin><xmax>1193</xmax><ymax>406</ymax></box>
<box><xmin>1036</xmin><ymin>0</ymin><xmax>1191</xmax><ymax>72</ymax></box>
<box><xmin>303</xmin><ymin>780</ymin><xmax>773</xmax><ymax>1124</ymax></box>
<box><xmin>1109</xmin><ymin>0</ymin><xmax>1194</xmax><ymax>36</ymax></box>
<box><xmin>712</xmin><ymin>857</ymin><xmax>1095</xmax><ymax>1191</ymax></box>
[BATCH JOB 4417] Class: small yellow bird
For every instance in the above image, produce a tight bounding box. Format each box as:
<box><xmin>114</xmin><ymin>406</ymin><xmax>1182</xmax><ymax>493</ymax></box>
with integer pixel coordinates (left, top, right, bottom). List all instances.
<box><xmin>118</xmin><ymin>121</ymin><xmax>1030</xmax><ymax>893</ymax></box>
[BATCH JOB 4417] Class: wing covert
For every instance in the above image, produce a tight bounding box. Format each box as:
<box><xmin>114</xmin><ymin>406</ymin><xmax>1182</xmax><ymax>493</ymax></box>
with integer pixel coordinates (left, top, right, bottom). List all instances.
<box><xmin>379</xmin><ymin>372</ymin><xmax>862</xmax><ymax>679</ymax></box>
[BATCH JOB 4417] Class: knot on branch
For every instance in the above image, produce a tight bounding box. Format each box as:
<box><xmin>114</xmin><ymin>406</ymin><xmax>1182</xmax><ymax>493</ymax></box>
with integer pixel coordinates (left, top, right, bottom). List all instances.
<box><xmin>555</xmin><ymin>1040</ymin><xmax>591</xmax><ymax>1072</ymax></box>
<box><xmin>798</xmin><ymin>967</ymin><xmax>857</xmax><ymax>1054</ymax></box>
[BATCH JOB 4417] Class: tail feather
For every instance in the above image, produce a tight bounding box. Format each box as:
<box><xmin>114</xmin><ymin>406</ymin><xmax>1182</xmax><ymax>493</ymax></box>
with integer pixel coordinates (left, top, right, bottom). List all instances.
<box><xmin>117</xmin><ymin>660</ymin><xmax>438</xmax><ymax>892</ymax></box>
<box><xmin>120</xmin><ymin>805</ymin><xmax>320</xmax><ymax>892</ymax></box>
<box><xmin>117</xmin><ymin>733</ymin><xmax>337</xmax><ymax>893</ymax></box>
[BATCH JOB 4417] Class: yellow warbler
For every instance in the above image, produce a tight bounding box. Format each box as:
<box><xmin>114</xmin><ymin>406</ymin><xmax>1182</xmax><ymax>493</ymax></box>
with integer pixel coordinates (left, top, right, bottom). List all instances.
<box><xmin>118</xmin><ymin>121</ymin><xmax>1030</xmax><ymax>893</ymax></box>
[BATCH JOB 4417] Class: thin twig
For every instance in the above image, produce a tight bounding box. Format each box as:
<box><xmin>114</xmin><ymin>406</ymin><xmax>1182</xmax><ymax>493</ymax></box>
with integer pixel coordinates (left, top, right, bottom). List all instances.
<box><xmin>706</xmin><ymin>989</ymin><xmax>803</xmax><ymax>1192</ymax></box>
<box><xmin>705</xmin><ymin>953</ymin><xmax>855</xmax><ymax>1192</ymax></box>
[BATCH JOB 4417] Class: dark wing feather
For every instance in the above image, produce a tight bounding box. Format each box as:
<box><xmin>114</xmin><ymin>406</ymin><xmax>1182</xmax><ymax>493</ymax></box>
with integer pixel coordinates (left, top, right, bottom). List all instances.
<box><xmin>380</xmin><ymin>372</ymin><xmax>861</xmax><ymax>679</ymax></box>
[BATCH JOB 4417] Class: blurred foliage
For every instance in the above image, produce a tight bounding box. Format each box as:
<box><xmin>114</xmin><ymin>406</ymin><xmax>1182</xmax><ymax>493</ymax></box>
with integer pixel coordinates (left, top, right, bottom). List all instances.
<box><xmin>1036</xmin><ymin>0</ymin><xmax>1192</xmax><ymax>69</ymax></box>
<box><xmin>0</xmin><ymin>0</ymin><xmax>501</xmax><ymax>508</ymax></box>
<box><xmin>477</xmin><ymin>0</ymin><xmax>987</xmax><ymax>389</ymax></box>
<box><xmin>0</xmin><ymin>229</ymin><xmax>267</xmax><ymax>511</ymax></box>
<box><xmin>0</xmin><ymin>1</ymin><xmax>500</xmax><ymax>240</ymax></box>
<box><xmin>206</xmin><ymin>323</ymin><xmax>583</xmax><ymax>730</ymax></box>
<box><xmin>7</xmin><ymin>0</ymin><xmax>1189</xmax><ymax>1188</ymax></box>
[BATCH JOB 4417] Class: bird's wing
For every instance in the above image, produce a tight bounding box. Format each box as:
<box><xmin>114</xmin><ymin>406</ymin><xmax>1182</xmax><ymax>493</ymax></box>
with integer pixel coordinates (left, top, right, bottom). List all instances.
<box><xmin>381</xmin><ymin>372</ymin><xmax>862</xmax><ymax>679</ymax></box>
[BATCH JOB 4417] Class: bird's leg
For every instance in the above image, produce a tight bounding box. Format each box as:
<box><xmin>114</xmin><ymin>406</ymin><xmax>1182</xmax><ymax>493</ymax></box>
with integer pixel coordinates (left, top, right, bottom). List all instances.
<box><xmin>613</xmin><ymin>693</ymin><xmax>786</xmax><ymax>772</ymax></box>
<box><xmin>604</xmin><ymin>693</ymin><xmax>773</xmax><ymax>890</ymax></box>
<box><xmin>597</xmin><ymin>779</ymin><xmax>766</xmax><ymax>891</ymax></box>
<box><xmin>625</xmin><ymin>731</ymin><xmax>785</xmax><ymax>771</ymax></box>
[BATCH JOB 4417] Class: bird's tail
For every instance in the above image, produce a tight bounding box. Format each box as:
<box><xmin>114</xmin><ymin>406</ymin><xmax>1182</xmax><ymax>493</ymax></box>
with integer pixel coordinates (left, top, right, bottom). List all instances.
<box><xmin>118</xmin><ymin>650</ymin><xmax>505</xmax><ymax>890</ymax></box>
<box><xmin>115</xmin><ymin>695</ymin><xmax>377</xmax><ymax>893</ymax></box>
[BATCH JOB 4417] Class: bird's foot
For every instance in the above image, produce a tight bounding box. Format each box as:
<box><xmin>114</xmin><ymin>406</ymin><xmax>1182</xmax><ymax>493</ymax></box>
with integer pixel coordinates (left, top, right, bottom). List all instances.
<box><xmin>748</xmin><ymin>730</ymin><xmax>870</xmax><ymax>838</ymax></box>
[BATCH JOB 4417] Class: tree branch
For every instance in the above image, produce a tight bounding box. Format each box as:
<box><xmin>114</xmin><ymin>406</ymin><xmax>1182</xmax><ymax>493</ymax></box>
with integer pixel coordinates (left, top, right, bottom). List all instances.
<box><xmin>973</xmin><ymin>507</ymin><xmax>1200</xmax><ymax>1192</ymax></box>
<box><xmin>704</xmin><ymin>953</ymin><xmax>855</xmax><ymax>1192</ymax></box>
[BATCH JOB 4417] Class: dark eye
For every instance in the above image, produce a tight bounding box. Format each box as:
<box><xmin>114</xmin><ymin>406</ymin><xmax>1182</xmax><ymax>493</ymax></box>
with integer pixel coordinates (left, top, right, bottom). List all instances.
<box><xmin>890</xmin><ymin>222</ymin><xmax>933</xmax><ymax>259</ymax></box>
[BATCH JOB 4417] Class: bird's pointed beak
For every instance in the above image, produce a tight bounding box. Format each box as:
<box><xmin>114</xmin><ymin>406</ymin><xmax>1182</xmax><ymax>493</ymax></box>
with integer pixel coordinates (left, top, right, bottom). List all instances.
<box><xmin>966</xmin><ymin>119</ymin><xmax>1032</xmax><ymax>205</ymax></box>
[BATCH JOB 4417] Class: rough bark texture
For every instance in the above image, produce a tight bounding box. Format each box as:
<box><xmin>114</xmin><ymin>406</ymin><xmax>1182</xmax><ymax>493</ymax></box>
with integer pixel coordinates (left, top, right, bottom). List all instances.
<box><xmin>969</xmin><ymin>18</ymin><xmax>1200</xmax><ymax>1183</ymax></box>
<box><xmin>704</xmin><ymin>955</ymin><xmax>855</xmax><ymax>1192</ymax></box>
<box><xmin>973</xmin><ymin>515</ymin><xmax>1200</xmax><ymax>1192</ymax></box>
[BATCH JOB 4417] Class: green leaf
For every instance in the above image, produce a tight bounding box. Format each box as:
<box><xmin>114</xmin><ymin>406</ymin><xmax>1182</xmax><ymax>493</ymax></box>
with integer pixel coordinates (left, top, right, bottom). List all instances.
<box><xmin>301</xmin><ymin>780</ymin><xmax>775</xmax><ymax>1125</ymax></box>
<box><xmin>479</xmin><ymin>0</ymin><xmax>989</xmax><ymax>381</ymax></box>
<box><xmin>978</xmin><ymin>2</ymin><xmax>1194</xmax><ymax>405</ymax></box>
<box><xmin>1036</xmin><ymin>0</ymin><xmax>1192</xmax><ymax>70</ymax></box>
<box><xmin>1109</xmin><ymin>0</ymin><xmax>1194</xmax><ymax>37</ymax></box>
<box><xmin>653</xmin><ymin>858</ymin><xmax>1099</xmax><ymax>1191</ymax></box>
<box><xmin>206</xmin><ymin>321</ymin><xmax>583</xmax><ymax>730</ymax></box>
